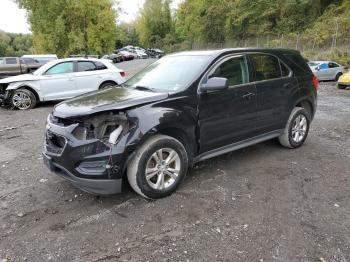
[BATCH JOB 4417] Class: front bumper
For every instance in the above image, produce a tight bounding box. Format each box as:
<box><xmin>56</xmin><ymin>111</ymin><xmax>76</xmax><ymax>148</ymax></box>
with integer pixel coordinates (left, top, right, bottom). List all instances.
<box><xmin>43</xmin><ymin>119</ymin><xmax>130</xmax><ymax>195</ymax></box>
<box><xmin>338</xmin><ymin>82</ymin><xmax>350</xmax><ymax>86</ymax></box>
<box><xmin>43</xmin><ymin>152</ymin><xmax>122</xmax><ymax>195</ymax></box>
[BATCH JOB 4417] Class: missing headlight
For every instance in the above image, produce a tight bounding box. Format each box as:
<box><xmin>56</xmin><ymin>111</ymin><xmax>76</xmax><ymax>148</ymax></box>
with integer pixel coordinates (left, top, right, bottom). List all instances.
<box><xmin>71</xmin><ymin>112</ymin><xmax>130</xmax><ymax>143</ymax></box>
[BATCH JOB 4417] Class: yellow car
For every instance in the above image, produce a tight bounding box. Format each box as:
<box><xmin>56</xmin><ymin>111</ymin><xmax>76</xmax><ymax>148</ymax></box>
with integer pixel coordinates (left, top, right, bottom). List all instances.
<box><xmin>337</xmin><ymin>71</ymin><xmax>350</xmax><ymax>89</ymax></box>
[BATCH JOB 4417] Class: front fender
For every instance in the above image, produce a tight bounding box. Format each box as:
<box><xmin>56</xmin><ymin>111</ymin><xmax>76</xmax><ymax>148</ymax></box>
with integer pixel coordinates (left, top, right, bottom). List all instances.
<box><xmin>6</xmin><ymin>82</ymin><xmax>42</xmax><ymax>100</ymax></box>
<box><xmin>122</xmin><ymin>99</ymin><xmax>198</xmax><ymax>160</ymax></box>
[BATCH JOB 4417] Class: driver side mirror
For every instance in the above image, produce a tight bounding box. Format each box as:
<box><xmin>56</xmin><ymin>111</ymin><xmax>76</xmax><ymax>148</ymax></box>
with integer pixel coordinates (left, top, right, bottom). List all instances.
<box><xmin>200</xmin><ymin>77</ymin><xmax>229</xmax><ymax>92</ymax></box>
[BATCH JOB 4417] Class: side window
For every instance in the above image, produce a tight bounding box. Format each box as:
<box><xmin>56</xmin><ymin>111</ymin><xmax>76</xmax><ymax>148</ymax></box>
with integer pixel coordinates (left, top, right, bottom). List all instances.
<box><xmin>45</xmin><ymin>62</ymin><xmax>74</xmax><ymax>75</ymax></box>
<box><xmin>95</xmin><ymin>61</ymin><xmax>108</xmax><ymax>70</ymax></box>
<box><xmin>329</xmin><ymin>62</ymin><xmax>339</xmax><ymax>68</ymax></box>
<box><xmin>78</xmin><ymin>61</ymin><xmax>97</xmax><ymax>72</ymax></box>
<box><xmin>5</xmin><ymin>58</ymin><xmax>17</xmax><ymax>65</ymax></box>
<box><xmin>0</xmin><ymin>58</ymin><xmax>4</xmax><ymax>65</ymax></box>
<box><xmin>209</xmin><ymin>56</ymin><xmax>249</xmax><ymax>86</ymax></box>
<box><xmin>250</xmin><ymin>54</ymin><xmax>281</xmax><ymax>81</ymax></box>
<box><xmin>280</xmin><ymin>61</ymin><xmax>291</xmax><ymax>77</ymax></box>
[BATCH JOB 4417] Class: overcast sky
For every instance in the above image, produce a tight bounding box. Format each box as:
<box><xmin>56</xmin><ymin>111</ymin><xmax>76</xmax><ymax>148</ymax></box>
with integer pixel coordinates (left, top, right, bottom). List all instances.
<box><xmin>0</xmin><ymin>0</ymin><xmax>182</xmax><ymax>34</ymax></box>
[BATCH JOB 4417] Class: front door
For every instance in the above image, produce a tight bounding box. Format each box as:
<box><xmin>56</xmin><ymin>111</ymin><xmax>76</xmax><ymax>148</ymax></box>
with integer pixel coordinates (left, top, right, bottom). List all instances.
<box><xmin>198</xmin><ymin>55</ymin><xmax>258</xmax><ymax>153</ymax></box>
<box><xmin>40</xmin><ymin>61</ymin><xmax>77</xmax><ymax>100</ymax></box>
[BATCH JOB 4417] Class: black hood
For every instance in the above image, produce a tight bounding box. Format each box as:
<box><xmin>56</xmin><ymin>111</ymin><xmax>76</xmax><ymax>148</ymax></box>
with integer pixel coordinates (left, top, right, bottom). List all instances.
<box><xmin>53</xmin><ymin>87</ymin><xmax>168</xmax><ymax>118</ymax></box>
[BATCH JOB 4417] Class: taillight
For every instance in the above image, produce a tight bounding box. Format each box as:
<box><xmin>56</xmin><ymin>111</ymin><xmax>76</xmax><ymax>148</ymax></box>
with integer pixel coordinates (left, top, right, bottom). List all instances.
<box><xmin>312</xmin><ymin>75</ymin><xmax>318</xmax><ymax>90</ymax></box>
<box><xmin>120</xmin><ymin>71</ymin><xmax>126</xmax><ymax>78</ymax></box>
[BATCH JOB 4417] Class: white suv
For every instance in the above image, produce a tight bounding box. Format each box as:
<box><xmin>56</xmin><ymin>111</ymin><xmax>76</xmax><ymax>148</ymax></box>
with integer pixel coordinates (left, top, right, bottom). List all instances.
<box><xmin>0</xmin><ymin>58</ymin><xmax>126</xmax><ymax>110</ymax></box>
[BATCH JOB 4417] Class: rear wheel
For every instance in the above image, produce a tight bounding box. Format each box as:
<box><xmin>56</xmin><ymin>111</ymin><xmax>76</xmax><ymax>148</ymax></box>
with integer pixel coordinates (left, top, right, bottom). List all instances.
<box><xmin>11</xmin><ymin>89</ymin><xmax>37</xmax><ymax>110</ymax></box>
<box><xmin>279</xmin><ymin>107</ymin><xmax>310</xmax><ymax>149</ymax></box>
<box><xmin>127</xmin><ymin>134</ymin><xmax>188</xmax><ymax>199</ymax></box>
<box><xmin>99</xmin><ymin>81</ymin><xmax>116</xmax><ymax>89</ymax></box>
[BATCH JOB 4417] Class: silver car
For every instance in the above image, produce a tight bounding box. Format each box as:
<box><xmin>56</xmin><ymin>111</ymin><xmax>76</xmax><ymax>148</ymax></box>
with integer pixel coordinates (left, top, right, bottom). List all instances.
<box><xmin>308</xmin><ymin>61</ymin><xmax>346</xmax><ymax>81</ymax></box>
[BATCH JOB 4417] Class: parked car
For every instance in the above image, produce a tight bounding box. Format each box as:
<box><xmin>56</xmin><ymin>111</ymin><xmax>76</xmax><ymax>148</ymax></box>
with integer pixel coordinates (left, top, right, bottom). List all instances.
<box><xmin>0</xmin><ymin>58</ymin><xmax>126</xmax><ymax>110</ymax></box>
<box><xmin>21</xmin><ymin>54</ymin><xmax>58</xmax><ymax>64</ymax></box>
<box><xmin>0</xmin><ymin>57</ymin><xmax>42</xmax><ymax>78</ymax></box>
<box><xmin>121</xmin><ymin>46</ymin><xmax>149</xmax><ymax>59</ymax></box>
<box><xmin>337</xmin><ymin>70</ymin><xmax>350</xmax><ymax>89</ymax></box>
<box><xmin>146</xmin><ymin>48</ymin><xmax>165</xmax><ymax>58</ymax></box>
<box><xmin>101</xmin><ymin>53</ymin><xmax>124</xmax><ymax>63</ymax></box>
<box><xmin>43</xmin><ymin>48</ymin><xmax>317</xmax><ymax>199</ymax></box>
<box><xmin>119</xmin><ymin>50</ymin><xmax>137</xmax><ymax>61</ymax></box>
<box><xmin>308</xmin><ymin>61</ymin><xmax>346</xmax><ymax>81</ymax></box>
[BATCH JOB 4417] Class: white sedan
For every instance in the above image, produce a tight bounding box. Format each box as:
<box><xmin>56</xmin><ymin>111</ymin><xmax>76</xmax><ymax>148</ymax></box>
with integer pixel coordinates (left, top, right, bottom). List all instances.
<box><xmin>0</xmin><ymin>58</ymin><xmax>126</xmax><ymax>110</ymax></box>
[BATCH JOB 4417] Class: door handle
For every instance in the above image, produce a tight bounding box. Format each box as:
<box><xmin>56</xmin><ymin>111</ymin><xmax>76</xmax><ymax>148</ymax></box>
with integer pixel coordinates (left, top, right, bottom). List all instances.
<box><xmin>242</xmin><ymin>92</ymin><xmax>255</xmax><ymax>100</ymax></box>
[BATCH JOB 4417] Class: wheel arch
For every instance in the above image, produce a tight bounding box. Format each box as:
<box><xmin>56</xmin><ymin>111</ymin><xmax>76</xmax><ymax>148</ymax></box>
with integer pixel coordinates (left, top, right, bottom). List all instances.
<box><xmin>11</xmin><ymin>84</ymin><xmax>41</xmax><ymax>102</ymax></box>
<box><xmin>295</xmin><ymin>99</ymin><xmax>314</xmax><ymax>119</ymax></box>
<box><xmin>99</xmin><ymin>80</ymin><xmax>118</xmax><ymax>89</ymax></box>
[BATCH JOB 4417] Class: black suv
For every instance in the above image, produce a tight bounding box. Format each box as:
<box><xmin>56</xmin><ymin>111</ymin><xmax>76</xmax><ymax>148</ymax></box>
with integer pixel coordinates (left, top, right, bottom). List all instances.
<box><xmin>43</xmin><ymin>49</ymin><xmax>318</xmax><ymax>199</ymax></box>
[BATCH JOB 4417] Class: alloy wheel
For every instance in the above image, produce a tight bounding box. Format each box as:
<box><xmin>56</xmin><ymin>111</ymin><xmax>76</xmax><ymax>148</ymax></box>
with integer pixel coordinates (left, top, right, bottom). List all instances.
<box><xmin>145</xmin><ymin>148</ymin><xmax>181</xmax><ymax>190</ymax></box>
<box><xmin>12</xmin><ymin>91</ymin><xmax>32</xmax><ymax>110</ymax></box>
<box><xmin>291</xmin><ymin>114</ymin><xmax>307</xmax><ymax>143</ymax></box>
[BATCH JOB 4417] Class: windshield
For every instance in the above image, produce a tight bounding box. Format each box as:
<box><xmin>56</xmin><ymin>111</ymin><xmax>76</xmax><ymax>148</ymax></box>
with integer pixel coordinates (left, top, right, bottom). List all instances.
<box><xmin>124</xmin><ymin>55</ymin><xmax>210</xmax><ymax>92</ymax></box>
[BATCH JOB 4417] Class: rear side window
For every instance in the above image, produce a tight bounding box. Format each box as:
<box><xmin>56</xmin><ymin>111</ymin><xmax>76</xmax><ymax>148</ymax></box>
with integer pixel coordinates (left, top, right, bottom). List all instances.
<box><xmin>5</xmin><ymin>58</ymin><xmax>17</xmax><ymax>64</ymax></box>
<box><xmin>209</xmin><ymin>56</ymin><xmax>249</xmax><ymax>86</ymax></box>
<box><xmin>94</xmin><ymin>61</ymin><xmax>108</xmax><ymax>70</ymax></box>
<box><xmin>78</xmin><ymin>61</ymin><xmax>96</xmax><ymax>72</ymax></box>
<box><xmin>250</xmin><ymin>54</ymin><xmax>281</xmax><ymax>81</ymax></box>
<box><xmin>329</xmin><ymin>62</ymin><xmax>339</xmax><ymax>68</ymax></box>
<box><xmin>283</xmin><ymin>53</ymin><xmax>311</xmax><ymax>75</ymax></box>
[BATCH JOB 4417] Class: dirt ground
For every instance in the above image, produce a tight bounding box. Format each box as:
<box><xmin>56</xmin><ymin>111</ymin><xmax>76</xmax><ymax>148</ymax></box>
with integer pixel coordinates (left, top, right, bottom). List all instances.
<box><xmin>0</xmin><ymin>59</ymin><xmax>350</xmax><ymax>262</ymax></box>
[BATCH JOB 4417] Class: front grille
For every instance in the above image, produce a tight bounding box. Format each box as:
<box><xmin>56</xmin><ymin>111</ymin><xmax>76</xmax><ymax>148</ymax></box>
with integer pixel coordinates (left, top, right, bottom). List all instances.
<box><xmin>45</xmin><ymin>131</ymin><xmax>66</xmax><ymax>155</ymax></box>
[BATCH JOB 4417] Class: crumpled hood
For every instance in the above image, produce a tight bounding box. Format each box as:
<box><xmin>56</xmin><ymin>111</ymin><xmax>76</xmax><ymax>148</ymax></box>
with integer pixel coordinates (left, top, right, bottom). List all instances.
<box><xmin>53</xmin><ymin>87</ymin><xmax>168</xmax><ymax>118</ymax></box>
<box><xmin>0</xmin><ymin>74</ymin><xmax>39</xmax><ymax>84</ymax></box>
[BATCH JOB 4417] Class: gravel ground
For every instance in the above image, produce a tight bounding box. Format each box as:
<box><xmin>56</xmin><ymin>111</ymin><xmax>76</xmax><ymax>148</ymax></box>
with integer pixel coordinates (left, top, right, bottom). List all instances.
<box><xmin>0</xmin><ymin>59</ymin><xmax>350</xmax><ymax>262</ymax></box>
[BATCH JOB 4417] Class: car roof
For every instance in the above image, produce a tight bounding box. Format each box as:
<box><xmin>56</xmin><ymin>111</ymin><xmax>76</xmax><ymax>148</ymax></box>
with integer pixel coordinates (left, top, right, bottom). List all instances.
<box><xmin>168</xmin><ymin>48</ymin><xmax>300</xmax><ymax>58</ymax></box>
<box><xmin>54</xmin><ymin>57</ymin><xmax>102</xmax><ymax>62</ymax></box>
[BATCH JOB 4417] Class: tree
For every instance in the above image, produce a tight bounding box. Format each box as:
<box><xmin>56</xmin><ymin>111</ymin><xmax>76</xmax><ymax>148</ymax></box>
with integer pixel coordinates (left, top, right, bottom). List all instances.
<box><xmin>136</xmin><ymin>0</ymin><xmax>173</xmax><ymax>47</ymax></box>
<box><xmin>16</xmin><ymin>0</ymin><xmax>118</xmax><ymax>57</ymax></box>
<box><xmin>0</xmin><ymin>31</ymin><xmax>33</xmax><ymax>56</ymax></box>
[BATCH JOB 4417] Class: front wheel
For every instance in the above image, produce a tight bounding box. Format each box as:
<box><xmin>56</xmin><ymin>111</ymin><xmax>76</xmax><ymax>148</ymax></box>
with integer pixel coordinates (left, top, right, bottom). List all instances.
<box><xmin>279</xmin><ymin>107</ymin><xmax>310</xmax><ymax>149</ymax></box>
<box><xmin>127</xmin><ymin>134</ymin><xmax>188</xmax><ymax>199</ymax></box>
<box><xmin>11</xmin><ymin>89</ymin><xmax>37</xmax><ymax>110</ymax></box>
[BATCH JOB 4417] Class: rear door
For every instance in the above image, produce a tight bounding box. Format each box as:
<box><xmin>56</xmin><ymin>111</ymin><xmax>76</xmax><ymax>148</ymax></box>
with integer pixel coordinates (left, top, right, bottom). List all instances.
<box><xmin>40</xmin><ymin>61</ymin><xmax>77</xmax><ymax>100</ymax></box>
<box><xmin>199</xmin><ymin>54</ymin><xmax>258</xmax><ymax>153</ymax></box>
<box><xmin>248</xmin><ymin>53</ymin><xmax>297</xmax><ymax>133</ymax></box>
<box><xmin>74</xmin><ymin>61</ymin><xmax>102</xmax><ymax>94</ymax></box>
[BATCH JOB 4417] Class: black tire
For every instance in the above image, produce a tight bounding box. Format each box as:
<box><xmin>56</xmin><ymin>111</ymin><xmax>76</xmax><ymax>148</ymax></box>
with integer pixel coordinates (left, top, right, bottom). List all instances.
<box><xmin>337</xmin><ymin>84</ymin><xmax>346</xmax><ymax>89</ymax></box>
<box><xmin>335</xmin><ymin>73</ymin><xmax>343</xmax><ymax>81</ymax></box>
<box><xmin>278</xmin><ymin>107</ymin><xmax>310</xmax><ymax>149</ymax></box>
<box><xmin>10</xmin><ymin>89</ymin><xmax>37</xmax><ymax>110</ymax></box>
<box><xmin>99</xmin><ymin>81</ymin><xmax>116</xmax><ymax>89</ymax></box>
<box><xmin>127</xmin><ymin>134</ymin><xmax>189</xmax><ymax>199</ymax></box>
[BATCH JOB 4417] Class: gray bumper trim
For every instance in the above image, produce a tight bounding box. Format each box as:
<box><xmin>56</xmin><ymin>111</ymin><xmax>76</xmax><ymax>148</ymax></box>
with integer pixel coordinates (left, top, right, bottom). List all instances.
<box><xmin>43</xmin><ymin>153</ymin><xmax>122</xmax><ymax>195</ymax></box>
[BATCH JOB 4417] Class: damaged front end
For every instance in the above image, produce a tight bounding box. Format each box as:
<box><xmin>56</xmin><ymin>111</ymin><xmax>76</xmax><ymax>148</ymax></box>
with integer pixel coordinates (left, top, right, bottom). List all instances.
<box><xmin>43</xmin><ymin>111</ymin><xmax>136</xmax><ymax>195</ymax></box>
<box><xmin>0</xmin><ymin>83</ymin><xmax>10</xmax><ymax>106</ymax></box>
